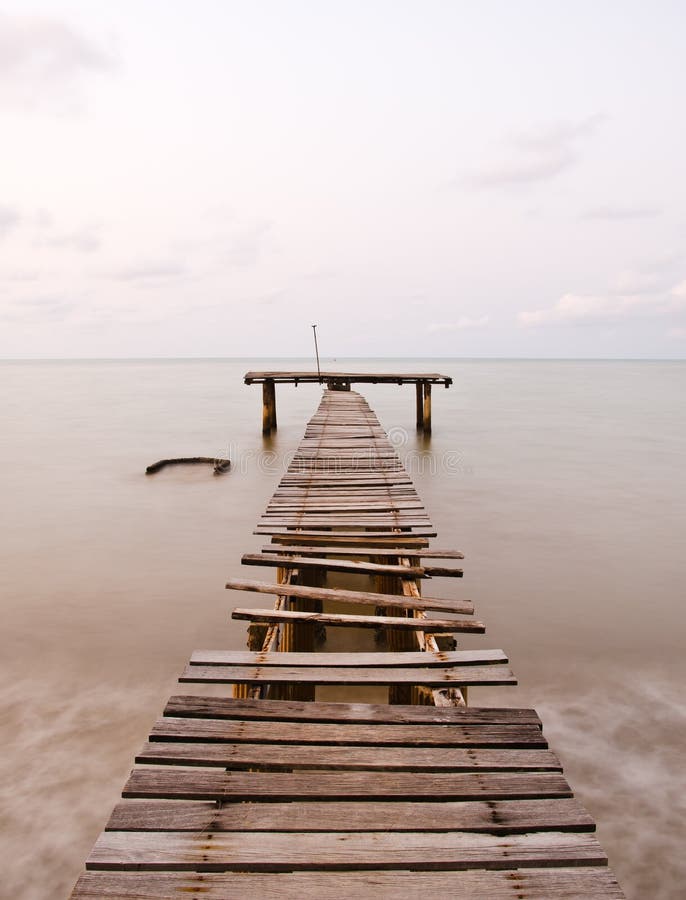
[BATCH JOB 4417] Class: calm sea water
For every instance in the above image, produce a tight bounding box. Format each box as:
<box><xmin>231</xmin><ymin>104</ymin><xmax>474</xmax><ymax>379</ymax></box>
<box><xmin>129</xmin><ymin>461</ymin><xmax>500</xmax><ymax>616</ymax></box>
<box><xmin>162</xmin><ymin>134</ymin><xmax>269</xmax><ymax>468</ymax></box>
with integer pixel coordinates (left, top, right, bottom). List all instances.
<box><xmin>1</xmin><ymin>358</ymin><xmax>684</xmax><ymax>899</ymax></box>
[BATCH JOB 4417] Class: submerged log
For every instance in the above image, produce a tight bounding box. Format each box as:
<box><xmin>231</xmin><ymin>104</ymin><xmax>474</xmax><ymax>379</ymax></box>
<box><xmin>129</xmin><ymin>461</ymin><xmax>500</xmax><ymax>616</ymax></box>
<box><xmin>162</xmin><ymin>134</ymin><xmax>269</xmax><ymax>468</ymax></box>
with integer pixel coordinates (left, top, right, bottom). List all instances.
<box><xmin>145</xmin><ymin>457</ymin><xmax>230</xmax><ymax>475</ymax></box>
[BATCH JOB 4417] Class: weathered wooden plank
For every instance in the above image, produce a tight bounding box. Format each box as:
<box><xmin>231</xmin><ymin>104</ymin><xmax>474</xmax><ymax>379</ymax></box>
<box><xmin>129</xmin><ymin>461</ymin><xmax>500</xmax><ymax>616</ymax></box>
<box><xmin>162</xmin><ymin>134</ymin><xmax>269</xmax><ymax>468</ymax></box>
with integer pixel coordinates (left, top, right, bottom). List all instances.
<box><xmin>231</xmin><ymin>608</ymin><xmax>484</xmax><ymax>633</ymax></box>
<box><xmin>86</xmin><ymin>830</ymin><xmax>605</xmax><ymax>871</ymax></box>
<box><xmin>106</xmin><ymin>797</ymin><xmax>595</xmax><ymax>833</ymax></box>
<box><xmin>151</xmin><ymin>717</ymin><xmax>548</xmax><ymax>748</ymax></box>
<box><xmin>268</xmin><ymin>533</ymin><xmax>431</xmax><ymax>547</ymax></box>
<box><xmin>424</xmin><ymin>565</ymin><xmax>464</xmax><ymax>577</ymax></box>
<box><xmin>244</xmin><ymin>370</ymin><xmax>453</xmax><ymax>383</ymax></box>
<box><xmin>72</xmin><ymin>868</ymin><xmax>625</xmax><ymax>898</ymax></box>
<box><xmin>189</xmin><ymin>649</ymin><xmax>506</xmax><ymax>668</ymax></box>
<box><xmin>123</xmin><ymin>769</ymin><xmax>571</xmax><ymax>801</ymax></box>
<box><xmin>179</xmin><ymin>664</ymin><xmax>516</xmax><ymax>687</ymax></box>
<box><xmin>241</xmin><ymin>553</ymin><xmax>426</xmax><ymax>578</ymax></box>
<box><xmin>225</xmin><ymin>577</ymin><xmax>474</xmax><ymax>615</ymax></box>
<box><xmin>255</xmin><ymin>529</ymin><xmax>439</xmax><ymax>537</ymax></box>
<box><xmin>257</xmin><ymin>520</ymin><xmax>434</xmax><ymax>530</ymax></box>
<box><xmin>72</xmin><ymin>867</ymin><xmax>625</xmax><ymax>899</ymax></box>
<box><xmin>278</xmin><ymin>478</ymin><xmax>414</xmax><ymax>487</ymax></box>
<box><xmin>261</xmin><ymin>544</ymin><xmax>463</xmax><ymax>558</ymax></box>
<box><xmin>163</xmin><ymin>696</ymin><xmax>542</xmax><ymax>726</ymax></box>
<box><xmin>136</xmin><ymin>742</ymin><xmax>558</xmax><ymax>771</ymax></box>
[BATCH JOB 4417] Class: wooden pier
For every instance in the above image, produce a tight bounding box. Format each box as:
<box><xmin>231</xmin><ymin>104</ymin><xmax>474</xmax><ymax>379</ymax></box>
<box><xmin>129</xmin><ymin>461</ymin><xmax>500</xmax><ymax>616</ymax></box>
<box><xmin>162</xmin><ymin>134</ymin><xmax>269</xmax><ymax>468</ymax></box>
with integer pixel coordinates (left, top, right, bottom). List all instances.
<box><xmin>71</xmin><ymin>389</ymin><xmax>623</xmax><ymax>898</ymax></box>
<box><xmin>244</xmin><ymin>370</ymin><xmax>452</xmax><ymax>433</ymax></box>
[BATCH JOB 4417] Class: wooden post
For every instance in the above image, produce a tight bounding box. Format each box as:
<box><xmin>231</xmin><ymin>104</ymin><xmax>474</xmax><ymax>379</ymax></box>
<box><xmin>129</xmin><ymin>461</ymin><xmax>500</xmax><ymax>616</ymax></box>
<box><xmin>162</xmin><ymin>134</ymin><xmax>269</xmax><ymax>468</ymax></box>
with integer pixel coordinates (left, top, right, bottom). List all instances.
<box><xmin>262</xmin><ymin>379</ymin><xmax>277</xmax><ymax>433</ymax></box>
<box><xmin>422</xmin><ymin>381</ymin><xmax>432</xmax><ymax>434</ymax></box>
<box><xmin>375</xmin><ymin>569</ymin><xmax>415</xmax><ymax>705</ymax></box>
<box><xmin>233</xmin><ymin>624</ymin><xmax>265</xmax><ymax>699</ymax></box>
<box><xmin>415</xmin><ymin>382</ymin><xmax>424</xmax><ymax>429</ymax></box>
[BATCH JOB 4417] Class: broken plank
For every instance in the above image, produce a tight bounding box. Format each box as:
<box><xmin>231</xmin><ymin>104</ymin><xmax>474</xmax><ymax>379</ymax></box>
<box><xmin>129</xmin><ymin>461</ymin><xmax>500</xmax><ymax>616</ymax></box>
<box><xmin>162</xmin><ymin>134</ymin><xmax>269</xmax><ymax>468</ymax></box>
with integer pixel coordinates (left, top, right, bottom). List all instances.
<box><xmin>241</xmin><ymin>553</ymin><xmax>426</xmax><ymax>578</ymax></box>
<box><xmin>231</xmin><ymin>608</ymin><xmax>485</xmax><ymax>633</ymax></box>
<box><xmin>225</xmin><ymin>578</ymin><xmax>474</xmax><ymax>615</ymax></box>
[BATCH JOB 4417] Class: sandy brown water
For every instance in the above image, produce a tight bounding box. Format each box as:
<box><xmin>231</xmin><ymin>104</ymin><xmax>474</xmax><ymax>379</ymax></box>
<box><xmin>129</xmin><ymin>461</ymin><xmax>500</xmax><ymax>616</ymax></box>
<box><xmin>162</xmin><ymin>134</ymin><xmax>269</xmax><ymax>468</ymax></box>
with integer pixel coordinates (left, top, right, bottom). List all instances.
<box><xmin>1</xmin><ymin>358</ymin><xmax>684</xmax><ymax>899</ymax></box>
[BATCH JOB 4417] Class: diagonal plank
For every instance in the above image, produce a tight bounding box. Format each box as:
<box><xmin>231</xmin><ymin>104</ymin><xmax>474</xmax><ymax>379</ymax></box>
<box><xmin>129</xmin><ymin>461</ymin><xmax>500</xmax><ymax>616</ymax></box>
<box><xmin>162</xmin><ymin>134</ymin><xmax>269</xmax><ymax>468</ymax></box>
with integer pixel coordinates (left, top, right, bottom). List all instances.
<box><xmin>241</xmin><ymin>553</ymin><xmax>426</xmax><ymax>578</ymax></box>
<box><xmin>225</xmin><ymin>577</ymin><xmax>474</xmax><ymax>615</ymax></box>
<box><xmin>231</xmin><ymin>608</ymin><xmax>485</xmax><ymax>633</ymax></box>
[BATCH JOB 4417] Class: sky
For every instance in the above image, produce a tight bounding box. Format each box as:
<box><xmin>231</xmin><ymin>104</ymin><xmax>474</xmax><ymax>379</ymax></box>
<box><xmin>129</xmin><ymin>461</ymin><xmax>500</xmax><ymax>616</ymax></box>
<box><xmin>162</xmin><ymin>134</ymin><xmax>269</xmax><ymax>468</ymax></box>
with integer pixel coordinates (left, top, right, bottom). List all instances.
<box><xmin>1</xmin><ymin>0</ymin><xmax>685</xmax><ymax>358</ymax></box>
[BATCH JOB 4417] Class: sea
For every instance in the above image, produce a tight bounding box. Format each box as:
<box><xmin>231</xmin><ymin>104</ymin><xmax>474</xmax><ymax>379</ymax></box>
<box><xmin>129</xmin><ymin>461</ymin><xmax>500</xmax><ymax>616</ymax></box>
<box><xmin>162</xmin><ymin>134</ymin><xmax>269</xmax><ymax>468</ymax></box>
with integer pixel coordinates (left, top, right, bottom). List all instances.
<box><xmin>1</xmin><ymin>358</ymin><xmax>684</xmax><ymax>899</ymax></box>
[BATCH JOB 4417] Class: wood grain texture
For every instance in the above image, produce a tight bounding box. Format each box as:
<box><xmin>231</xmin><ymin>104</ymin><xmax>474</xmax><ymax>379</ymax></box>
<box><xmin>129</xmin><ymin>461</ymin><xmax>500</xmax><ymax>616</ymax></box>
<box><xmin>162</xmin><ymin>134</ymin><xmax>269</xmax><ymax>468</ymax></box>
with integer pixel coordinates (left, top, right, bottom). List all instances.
<box><xmin>150</xmin><ymin>717</ymin><xmax>549</xmax><ymax>747</ymax></box>
<box><xmin>225</xmin><ymin>577</ymin><xmax>474</xmax><ymax>614</ymax></box>
<box><xmin>260</xmin><ymin>544</ymin><xmax>463</xmax><ymax>558</ymax></box>
<box><xmin>72</xmin><ymin>868</ymin><xmax>625</xmax><ymax>899</ymax></box>
<box><xmin>106</xmin><ymin>797</ymin><xmax>595</xmax><ymax>833</ymax></box>
<box><xmin>163</xmin><ymin>696</ymin><xmax>542</xmax><ymax>726</ymax></box>
<box><xmin>231</xmin><ymin>607</ymin><xmax>484</xmax><ymax>633</ymax></box>
<box><xmin>188</xmin><ymin>649</ymin><xmax>507</xmax><ymax>667</ymax></box>
<box><xmin>122</xmin><ymin>769</ymin><xmax>572</xmax><ymax>801</ymax></box>
<box><xmin>135</xmin><ymin>742</ymin><xmax>559</xmax><ymax>771</ymax></box>
<box><xmin>242</xmin><ymin>553</ymin><xmax>426</xmax><ymax>578</ymax></box>
<box><xmin>86</xmin><ymin>830</ymin><xmax>606</xmax><ymax>871</ymax></box>
<box><xmin>178</xmin><ymin>663</ymin><xmax>516</xmax><ymax>687</ymax></box>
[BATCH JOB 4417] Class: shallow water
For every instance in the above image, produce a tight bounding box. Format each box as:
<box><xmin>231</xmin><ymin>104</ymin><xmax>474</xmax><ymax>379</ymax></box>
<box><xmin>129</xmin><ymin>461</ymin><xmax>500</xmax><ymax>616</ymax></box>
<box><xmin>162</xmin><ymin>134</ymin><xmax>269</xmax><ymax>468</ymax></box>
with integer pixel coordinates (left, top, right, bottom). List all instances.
<box><xmin>1</xmin><ymin>358</ymin><xmax>684</xmax><ymax>899</ymax></box>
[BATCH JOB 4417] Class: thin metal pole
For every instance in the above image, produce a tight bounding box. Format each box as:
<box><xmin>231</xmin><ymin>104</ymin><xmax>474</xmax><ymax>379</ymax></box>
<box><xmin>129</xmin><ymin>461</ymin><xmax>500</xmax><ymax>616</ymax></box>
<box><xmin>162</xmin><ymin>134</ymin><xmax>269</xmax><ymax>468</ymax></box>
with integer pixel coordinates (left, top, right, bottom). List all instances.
<box><xmin>312</xmin><ymin>324</ymin><xmax>322</xmax><ymax>383</ymax></box>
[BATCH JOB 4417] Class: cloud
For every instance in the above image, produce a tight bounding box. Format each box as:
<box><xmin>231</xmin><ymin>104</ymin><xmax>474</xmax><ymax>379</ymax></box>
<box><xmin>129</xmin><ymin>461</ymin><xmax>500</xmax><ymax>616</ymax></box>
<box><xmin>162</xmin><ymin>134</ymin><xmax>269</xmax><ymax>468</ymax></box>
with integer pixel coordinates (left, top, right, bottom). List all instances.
<box><xmin>519</xmin><ymin>290</ymin><xmax>686</xmax><ymax>326</ymax></box>
<box><xmin>580</xmin><ymin>206</ymin><xmax>662</xmax><ymax>221</ymax></box>
<box><xmin>0</xmin><ymin>13</ymin><xmax>117</xmax><ymax>111</ymax></box>
<box><xmin>610</xmin><ymin>270</ymin><xmax>669</xmax><ymax>296</ymax></box>
<box><xmin>512</xmin><ymin>113</ymin><xmax>608</xmax><ymax>150</ymax></box>
<box><xmin>671</xmin><ymin>280</ymin><xmax>686</xmax><ymax>297</ymax></box>
<box><xmin>105</xmin><ymin>260</ymin><xmax>187</xmax><ymax>283</ymax></box>
<box><xmin>36</xmin><ymin>224</ymin><xmax>102</xmax><ymax>253</ymax></box>
<box><xmin>0</xmin><ymin>295</ymin><xmax>76</xmax><ymax>322</ymax></box>
<box><xmin>0</xmin><ymin>205</ymin><xmax>21</xmax><ymax>239</ymax></box>
<box><xmin>470</xmin><ymin>152</ymin><xmax>575</xmax><ymax>187</ymax></box>
<box><xmin>427</xmin><ymin>316</ymin><xmax>490</xmax><ymax>333</ymax></box>
<box><xmin>468</xmin><ymin>113</ymin><xmax>607</xmax><ymax>188</ymax></box>
<box><xmin>0</xmin><ymin>269</ymin><xmax>39</xmax><ymax>283</ymax></box>
<box><xmin>224</xmin><ymin>221</ymin><xmax>273</xmax><ymax>267</ymax></box>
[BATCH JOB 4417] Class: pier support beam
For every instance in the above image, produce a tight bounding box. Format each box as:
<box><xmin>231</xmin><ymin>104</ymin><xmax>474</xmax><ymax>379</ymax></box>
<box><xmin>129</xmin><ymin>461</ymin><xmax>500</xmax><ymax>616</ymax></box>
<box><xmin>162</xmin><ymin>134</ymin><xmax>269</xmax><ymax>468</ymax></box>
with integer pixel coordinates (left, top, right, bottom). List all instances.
<box><xmin>416</xmin><ymin>382</ymin><xmax>424</xmax><ymax>429</ymax></box>
<box><xmin>262</xmin><ymin>379</ymin><xmax>277</xmax><ymax>434</ymax></box>
<box><xmin>422</xmin><ymin>381</ymin><xmax>432</xmax><ymax>434</ymax></box>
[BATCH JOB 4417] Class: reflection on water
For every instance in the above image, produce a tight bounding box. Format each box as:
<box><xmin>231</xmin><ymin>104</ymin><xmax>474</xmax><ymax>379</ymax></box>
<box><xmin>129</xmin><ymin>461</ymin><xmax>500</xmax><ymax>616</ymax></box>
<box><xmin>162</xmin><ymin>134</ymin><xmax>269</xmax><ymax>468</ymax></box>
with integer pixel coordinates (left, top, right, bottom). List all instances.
<box><xmin>1</xmin><ymin>358</ymin><xmax>684</xmax><ymax>899</ymax></box>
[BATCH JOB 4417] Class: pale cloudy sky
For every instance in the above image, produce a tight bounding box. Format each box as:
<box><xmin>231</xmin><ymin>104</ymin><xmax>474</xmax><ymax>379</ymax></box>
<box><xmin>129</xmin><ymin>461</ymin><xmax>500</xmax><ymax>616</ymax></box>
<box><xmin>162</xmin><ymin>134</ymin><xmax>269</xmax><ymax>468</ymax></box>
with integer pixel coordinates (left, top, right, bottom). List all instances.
<box><xmin>1</xmin><ymin>0</ymin><xmax>685</xmax><ymax>358</ymax></box>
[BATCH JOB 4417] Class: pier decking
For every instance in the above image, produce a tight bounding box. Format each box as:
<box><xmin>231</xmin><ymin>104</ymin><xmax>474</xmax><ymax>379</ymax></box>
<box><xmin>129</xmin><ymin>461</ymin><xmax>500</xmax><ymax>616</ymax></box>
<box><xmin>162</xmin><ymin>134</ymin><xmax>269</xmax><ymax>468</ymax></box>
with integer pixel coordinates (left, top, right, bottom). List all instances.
<box><xmin>71</xmin><ymin>389</ymin><xmax>623</xmax><ymax>898</ymax></box>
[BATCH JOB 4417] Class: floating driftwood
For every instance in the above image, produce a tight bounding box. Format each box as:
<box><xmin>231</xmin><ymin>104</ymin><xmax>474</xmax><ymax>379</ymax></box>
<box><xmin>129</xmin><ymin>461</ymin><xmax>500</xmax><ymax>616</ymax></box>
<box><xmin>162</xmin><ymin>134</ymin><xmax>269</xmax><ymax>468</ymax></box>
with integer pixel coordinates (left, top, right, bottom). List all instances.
<box><xmin>145</xmin><ymin>457</ymin><xmax>230</xmax><ymax>475</ymax></box>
